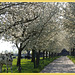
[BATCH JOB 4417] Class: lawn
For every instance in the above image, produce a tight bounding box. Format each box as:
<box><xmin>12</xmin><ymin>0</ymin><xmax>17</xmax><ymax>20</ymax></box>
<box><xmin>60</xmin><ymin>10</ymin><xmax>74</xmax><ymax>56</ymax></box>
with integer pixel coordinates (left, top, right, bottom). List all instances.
<box><xmin>2</xmin><ymin>56</ymin><xmax>60</xmax><ymax>73</ymax></box>
<box><xmin>67</xmin><ymin>56</ymin><xmax>75</xmax><ymax>64</ymax></box>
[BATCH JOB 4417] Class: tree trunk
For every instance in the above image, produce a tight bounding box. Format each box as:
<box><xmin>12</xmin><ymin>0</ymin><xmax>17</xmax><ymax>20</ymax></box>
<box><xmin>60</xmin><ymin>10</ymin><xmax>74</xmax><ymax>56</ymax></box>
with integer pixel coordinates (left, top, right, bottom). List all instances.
<box><xmin>72</xmin><ymin>49</ymin><xmax>73</xmax><ymax>56</ymax></box>
<box><xmin>54</xmin><ymin>53</ymin><xmax>55</xmax><ymax>57</ymax></box>
<box><xmin>73</xmin><ymin>49</ymin><xmax>74</xmax><ymax>56</ymax></box>
<box><xmin>31</xmin><ymin>49</ymin><xmax>36</xmax><ymax>68</ymax></box>
<box><xmin>49</xmin><ymin>51</ymin><xmax>50</xmax><ymax>58</ymax></box>
<box><xmin>46</xmin><ymin>51</ymin><xmax>47</xmax><ymax>58</ymax></box>
<box><xmin>17</xmin><ymin>49</ymin><xmax>21</xmax><ymax>72</ymax></box>
<box><xmin>39</xmin><ymin>50</ymin><xmax>40</xmax><ymax>60</ymax></box>
<box><xmin>74</xmin><ymin>49</ymin><xmax>75</xmax><ymax>56</ymax></box>
<box><xmin>43</xmin><ymin>51</ymin><xmax>45</xmax><ymax>60</ymax></box>
<box><xmin>36</xmin><ymin>51</ymin><xmax>40</xmax><ymax>68</ymax></box>
<box><xmin>71</xmin><ymin>49</ymin><xmax>73</xmax><ymax>56</ymax></box>
<box><xmin>71</xmin><ymin>48</ymin><xmax>72</xmax><ymax>56</ymax></box>
<box><xmin>31</xmin><ymin>49</ymin><xmax>35</xmax><ymax>62</ymax></box>
<box><xmin>51</xmin><ymin>52</ymin><xmax>53</xmax><ymax>57</ymax></box>
<box><xmin>55</xmin><ymin>53</ymin><xmax>56</xmax><ymax>56</ymax></box>
<box><xmin>54</xmin><ymin>53</ymin><xmax>55</xmax><ymax>58</ymax></box>
<box><xmin>52</xmin><ymin>52</ymin><xmax>54</xmax><ymax>58</ymax></box>
<box><xmin>27</xmin><ymin>51</ymin><xmax>30</xmax><ymax>57</ymax></box>
<box><xmin>56</xmin><ymin>53</ymin><xmax>57</xmax><ymax>56</ymax></box>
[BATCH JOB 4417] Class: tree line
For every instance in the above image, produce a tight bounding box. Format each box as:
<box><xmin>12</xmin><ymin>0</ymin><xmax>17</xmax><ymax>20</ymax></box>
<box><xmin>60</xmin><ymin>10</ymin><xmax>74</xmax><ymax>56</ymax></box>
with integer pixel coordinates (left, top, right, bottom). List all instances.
<box><xmin>0</xmin><ymin>2</ymin><xmax>75</xmax><ymax>72</ymax></box>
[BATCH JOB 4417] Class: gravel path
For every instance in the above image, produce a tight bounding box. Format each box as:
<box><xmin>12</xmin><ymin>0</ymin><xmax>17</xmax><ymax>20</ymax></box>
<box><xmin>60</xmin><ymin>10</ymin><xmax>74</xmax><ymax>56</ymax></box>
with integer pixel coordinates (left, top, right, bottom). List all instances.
<box><xmin>40</xmin><ymin>56</ymin><xmax>75</xmax><ymax>73</ymax></box>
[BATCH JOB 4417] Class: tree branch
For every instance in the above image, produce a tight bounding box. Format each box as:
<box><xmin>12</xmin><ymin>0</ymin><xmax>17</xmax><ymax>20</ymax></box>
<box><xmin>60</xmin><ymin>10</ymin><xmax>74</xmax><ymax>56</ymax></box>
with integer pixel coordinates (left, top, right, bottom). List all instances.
<box><xmin>0</xmin><ymin>16</ymin><xmax>39</xmax><ymax>34</ymax></box>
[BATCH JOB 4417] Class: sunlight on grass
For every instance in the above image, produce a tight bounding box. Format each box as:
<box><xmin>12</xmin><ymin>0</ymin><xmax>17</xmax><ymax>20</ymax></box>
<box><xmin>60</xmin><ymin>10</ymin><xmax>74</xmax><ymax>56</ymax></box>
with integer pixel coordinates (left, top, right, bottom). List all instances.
<box><xmin>67</xmin><ymin>56</ymin><xmax>75</xmax><ymax>64</ymax></box>
<box><xmin>2</xmin><ymin>56</ymin><xmax>60</xmax><ymax>73</ymax></box>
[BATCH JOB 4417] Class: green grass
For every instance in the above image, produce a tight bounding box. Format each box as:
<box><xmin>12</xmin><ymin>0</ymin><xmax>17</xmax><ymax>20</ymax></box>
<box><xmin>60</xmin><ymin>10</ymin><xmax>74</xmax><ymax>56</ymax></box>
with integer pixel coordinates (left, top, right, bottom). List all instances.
<box><xmin>67</xmin><ymin>56</ymin><xmax>75</xmax><ymax>64</ymax></box>
<box><xmin>2</xmin><ymin>56</ymin><xmax>60</xmax><ymax>73</ymax></box>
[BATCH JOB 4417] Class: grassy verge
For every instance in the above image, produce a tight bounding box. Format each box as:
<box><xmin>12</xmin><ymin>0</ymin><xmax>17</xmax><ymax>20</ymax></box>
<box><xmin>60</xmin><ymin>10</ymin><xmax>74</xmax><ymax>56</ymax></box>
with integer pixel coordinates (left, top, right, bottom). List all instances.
<box><xmin>67</xmin><ymin>56</ymin><xmax>75</xmax><ymax>64</ymax></box>
<box><xmin>2</xmin><ymin>56</ymin><xmax>60</xmax><ymax>73</ymax></box>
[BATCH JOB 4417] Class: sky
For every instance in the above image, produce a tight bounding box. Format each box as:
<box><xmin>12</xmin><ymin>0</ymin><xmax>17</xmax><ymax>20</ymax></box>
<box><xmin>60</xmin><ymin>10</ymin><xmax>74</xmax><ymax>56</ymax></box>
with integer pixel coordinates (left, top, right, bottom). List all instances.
<box><xmin>0</xmin><ymin>39</ymin><xmax>18</xmax><ymax>53</ymax></box>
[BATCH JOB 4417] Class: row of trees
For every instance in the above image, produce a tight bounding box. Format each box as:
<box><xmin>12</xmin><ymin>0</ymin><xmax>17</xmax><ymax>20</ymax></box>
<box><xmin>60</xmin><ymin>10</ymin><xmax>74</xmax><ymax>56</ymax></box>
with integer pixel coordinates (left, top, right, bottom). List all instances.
<box><xmin>62</xmin><ymin>2</ymin><xmax>75</xmax><ymax>54</ymax></box>
<box><xmin>0</xmin><ymin>2</ymin><xmax>75</xmax><ymax>72</ymax></box>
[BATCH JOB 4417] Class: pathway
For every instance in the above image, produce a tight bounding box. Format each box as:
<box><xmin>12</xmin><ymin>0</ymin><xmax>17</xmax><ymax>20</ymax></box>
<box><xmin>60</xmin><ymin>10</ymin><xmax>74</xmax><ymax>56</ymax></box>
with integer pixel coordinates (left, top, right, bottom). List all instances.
<box><xmin>40</xmin><ymin>56</ymin><xmax>75</xmax><ymax>73</ymax></box>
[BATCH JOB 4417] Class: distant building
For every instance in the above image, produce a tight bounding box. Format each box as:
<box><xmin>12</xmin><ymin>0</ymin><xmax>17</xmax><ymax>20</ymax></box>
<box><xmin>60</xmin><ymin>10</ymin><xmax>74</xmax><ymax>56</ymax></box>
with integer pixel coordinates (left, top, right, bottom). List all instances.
<box><xmin>58</xmin><ymin>49</ymin><xmax>69</xmax><ymax>56</ymax></box>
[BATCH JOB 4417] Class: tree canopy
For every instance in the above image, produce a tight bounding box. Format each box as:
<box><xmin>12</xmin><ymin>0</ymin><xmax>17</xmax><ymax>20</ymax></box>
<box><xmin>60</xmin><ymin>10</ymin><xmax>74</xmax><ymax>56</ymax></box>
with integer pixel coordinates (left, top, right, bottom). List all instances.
<box><xmin>0</xmin><ymin>2</ymin><xmax>75</xmax><ymax>54</ymax></box>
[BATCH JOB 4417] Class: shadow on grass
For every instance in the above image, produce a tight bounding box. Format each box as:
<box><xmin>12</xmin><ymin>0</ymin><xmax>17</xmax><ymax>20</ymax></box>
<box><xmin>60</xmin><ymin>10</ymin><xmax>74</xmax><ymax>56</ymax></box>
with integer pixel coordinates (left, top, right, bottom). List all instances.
<box><xmin>2</xmin><ymin>56</ymin><xmax>60</xmax><ymax>73</ymax></box>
